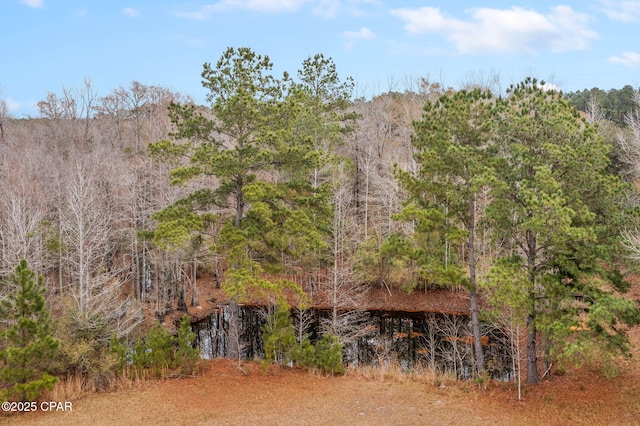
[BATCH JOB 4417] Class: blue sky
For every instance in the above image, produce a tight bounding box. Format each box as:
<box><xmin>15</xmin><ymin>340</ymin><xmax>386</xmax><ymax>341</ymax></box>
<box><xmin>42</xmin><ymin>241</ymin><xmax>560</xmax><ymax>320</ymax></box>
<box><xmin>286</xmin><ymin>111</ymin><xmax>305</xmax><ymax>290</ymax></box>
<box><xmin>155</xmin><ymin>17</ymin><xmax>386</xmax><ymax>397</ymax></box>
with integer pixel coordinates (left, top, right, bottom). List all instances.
<box><xmin>2</xmin><ymin>0</ymin><xmax>640</xmax><ymax>117</ymax></box>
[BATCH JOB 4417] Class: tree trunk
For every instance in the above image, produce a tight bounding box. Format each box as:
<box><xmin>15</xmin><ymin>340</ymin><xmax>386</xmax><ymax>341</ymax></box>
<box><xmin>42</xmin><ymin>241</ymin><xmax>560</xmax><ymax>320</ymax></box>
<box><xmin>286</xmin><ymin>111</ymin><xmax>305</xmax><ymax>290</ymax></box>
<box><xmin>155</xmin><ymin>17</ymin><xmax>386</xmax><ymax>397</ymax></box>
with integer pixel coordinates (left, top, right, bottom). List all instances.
<box><xmin>525</xmin><ymin>229</ymin><xmax>540</xmax><ymax>384</ymax></box>
<box><xmin>235</xmin><ymin>178</ymin><xmax>244</xmax><ymax>228</ymax></box>
<box><xmin>526</xmin><ymin>310</ymin><xmax>540</xmax><ymax>384</ymax></box>
<box><xmin>227</xmin><ymin>300</ymin><xmax>240</xmax><ymax>360</ymax></box>
<box><xmin>470</xmin><ymin>288</ymin><xmax>484</xmax><ymax>374</ymax></box>
<box><xmin>133</xmin><ymin>235</ymin><xmax>142</xmax><ymax>300</ymax></box>
<box><xmin>543</xmin><ymin>336</ymin><xmax>552</xmax><ymax>379</ymax></box>
<box><xmin>468</xmin><ymin>196</ymin><xmax>485</xmax><ymax>374</ymax></box>
<box><xmin>226</xmin><ymin>178</ymin><xmax>244</xmax><ymax>360</ymax></box>
<box><xmin>191</xmin><ymin>258</ymin><xmax>199</xmax><ymax>307</ymax></box>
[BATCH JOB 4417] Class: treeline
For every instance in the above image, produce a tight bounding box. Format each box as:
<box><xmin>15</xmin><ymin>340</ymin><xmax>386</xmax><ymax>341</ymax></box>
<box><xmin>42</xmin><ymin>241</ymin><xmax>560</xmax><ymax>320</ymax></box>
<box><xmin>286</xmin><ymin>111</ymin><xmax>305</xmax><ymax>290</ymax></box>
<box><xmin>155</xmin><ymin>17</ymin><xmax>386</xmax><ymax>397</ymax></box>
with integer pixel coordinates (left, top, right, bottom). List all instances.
<box><xmin>1</xmin><ymin>48</ymin><xmax>640</xmax><ymax>397</ymax></box>
<box><xmin>566</xmin><ymin>84</ymin><xmax>639</xmax><ymax>126</ymax></box>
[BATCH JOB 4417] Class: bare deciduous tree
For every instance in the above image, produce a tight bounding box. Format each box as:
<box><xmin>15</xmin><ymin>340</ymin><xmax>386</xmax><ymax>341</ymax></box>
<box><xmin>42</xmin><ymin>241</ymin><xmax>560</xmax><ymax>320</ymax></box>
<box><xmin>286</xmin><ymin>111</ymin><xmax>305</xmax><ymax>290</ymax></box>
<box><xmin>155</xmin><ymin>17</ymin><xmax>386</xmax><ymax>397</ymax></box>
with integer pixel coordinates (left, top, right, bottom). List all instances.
<box><xmin>37</xmin><ymin>77</ymin><xmax>97</xmax><ymax>147</ymax></box>
<box><xmin>319</xmin><ymin>161</ymin><xmax>371</xmax><ymax>344</ymax></box>
<box><xmin>618</xmin><ymin>90</ymin><xmax>640</xmax><ymax>180</ymax></box>
<box><xmin>0</xmin><ymin>145</ymin><xmax>51</xmax><ymax>278</ymax></box>
<box><xmin>57</xmin><ymin>159</ymin><xmax>143</xmax><ymax>336</ymax></box>
<box><xmin>0</xmin><ymin>97</ymin><xmax>8</xmax><ymax>142</ymax></box>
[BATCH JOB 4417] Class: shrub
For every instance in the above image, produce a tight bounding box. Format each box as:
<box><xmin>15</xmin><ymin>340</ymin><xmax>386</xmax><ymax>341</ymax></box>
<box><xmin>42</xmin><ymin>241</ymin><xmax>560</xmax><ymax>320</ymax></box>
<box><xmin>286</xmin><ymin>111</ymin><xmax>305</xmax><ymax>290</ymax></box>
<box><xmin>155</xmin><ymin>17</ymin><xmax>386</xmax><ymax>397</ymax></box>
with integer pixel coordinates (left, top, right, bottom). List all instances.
<box><xmin>262</xmin><ymin>302</ymin><xmax>297</xmax><ymax>367</ymax></box>
<box><xmin>175</xmin><ymin>315</ymin><xmax>200</xmax><ymax>375</ymax></box>
<box><xmin>52</xmin><ymin>312</ymin><xmax>121</xmax><ymax>390</ymax></box>
<box><xmin>292</xmin><ymin>338</ymin><xmax>316</xmax><ymax>369</ymax></box>
<box><xmin>130</xmin><ymin>315</ymin><xmax>200</xmax><ymax>378</ymax></box>
<box><xmin>313</xmin><ymin>334</ymin><xmax>345</xmax><ymax>375</ymax></box>
<box><xmin>260</xmin><ymin>303</ymin><xmax>345</xmax><ymax>375</ymax></box>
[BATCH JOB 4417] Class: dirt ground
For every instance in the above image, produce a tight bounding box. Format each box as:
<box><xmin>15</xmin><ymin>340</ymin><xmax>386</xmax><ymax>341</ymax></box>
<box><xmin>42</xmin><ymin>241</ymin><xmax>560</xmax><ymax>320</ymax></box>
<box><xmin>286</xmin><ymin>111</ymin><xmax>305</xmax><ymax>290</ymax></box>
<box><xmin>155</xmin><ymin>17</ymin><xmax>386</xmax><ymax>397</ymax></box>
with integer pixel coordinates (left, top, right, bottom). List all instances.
<box><xmin>4</xmin><ymin>341</ymin><xmax>640</xmax><ymax>426</ymax></box>
<box><xmin>4</xmin><ymin>277</ymin><xmax>640</xmax><ymax>425</ymax></box>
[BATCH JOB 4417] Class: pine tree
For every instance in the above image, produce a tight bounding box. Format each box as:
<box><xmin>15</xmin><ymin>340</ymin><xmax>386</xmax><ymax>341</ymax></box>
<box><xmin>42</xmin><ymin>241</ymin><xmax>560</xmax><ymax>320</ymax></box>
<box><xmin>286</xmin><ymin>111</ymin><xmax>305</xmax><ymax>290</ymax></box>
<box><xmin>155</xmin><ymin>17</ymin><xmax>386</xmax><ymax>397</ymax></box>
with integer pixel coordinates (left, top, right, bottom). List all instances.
<box><xmin>488</xmin><ymin>79</ymin><xmax>640</xmax><ymax>384</ymax></box>
<box><xmin>149</xmin><ymin>48</ymin><xmax>349</xmax><ymax>359</ymax></box>
<box><xmin>0</xmin><ymin>259</ymin><xmax>59</xmax><ymax>401</ymax></box>
<box><xmin>396</xmin><ymin>88</ymin><xmax>498</xmax><ymax>375</ymax></box>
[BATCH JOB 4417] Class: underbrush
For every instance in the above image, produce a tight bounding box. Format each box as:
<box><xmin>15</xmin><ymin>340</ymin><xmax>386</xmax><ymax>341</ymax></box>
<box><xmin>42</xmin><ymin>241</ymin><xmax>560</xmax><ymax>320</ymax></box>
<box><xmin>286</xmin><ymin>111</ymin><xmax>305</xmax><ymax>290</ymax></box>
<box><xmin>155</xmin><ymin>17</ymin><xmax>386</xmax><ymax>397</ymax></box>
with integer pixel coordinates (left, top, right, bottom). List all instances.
<box><xmin>46</xmin><ymin>365</ymin><xmax>202</xmax><ymax>403</ymax></box>
<box><xmin>344</xmin><ymin>358</ymin><xmax>458</xmax><ymax>388</ymax></box>
<box><xmin>40</xmin><ymin>314</ymin><xmax>202</xmax><ymax>403</ymax></box>
<box><xmin>46</xmin><ymin>371</ymin><xmax>136</xmax><ymax>402</ymax></box>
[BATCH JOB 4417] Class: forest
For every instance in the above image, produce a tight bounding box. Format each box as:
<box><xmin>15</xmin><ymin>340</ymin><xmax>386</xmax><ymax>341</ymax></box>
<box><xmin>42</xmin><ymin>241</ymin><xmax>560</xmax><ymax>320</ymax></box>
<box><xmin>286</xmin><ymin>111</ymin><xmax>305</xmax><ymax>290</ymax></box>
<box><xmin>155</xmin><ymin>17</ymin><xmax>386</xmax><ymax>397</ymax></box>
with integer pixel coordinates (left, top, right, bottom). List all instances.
<box><xmin>1</xmin><ymin>47</ymin><xmax>640</xmax><ymax>403</ymax></box>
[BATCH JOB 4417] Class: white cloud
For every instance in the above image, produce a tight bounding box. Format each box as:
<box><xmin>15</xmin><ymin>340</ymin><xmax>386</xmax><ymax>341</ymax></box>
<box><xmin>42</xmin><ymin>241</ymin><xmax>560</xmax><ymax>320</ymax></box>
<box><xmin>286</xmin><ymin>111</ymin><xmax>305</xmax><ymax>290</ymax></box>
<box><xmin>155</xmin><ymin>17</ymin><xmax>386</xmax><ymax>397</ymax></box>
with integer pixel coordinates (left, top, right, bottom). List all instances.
<box><xmin>610</xmin><ymin>51</ymin><xmax>640</xmax><ymax>67</ymax></box>
<box><xmin>344</xmin><ymin>27</ymin><xmax>375</xmax><ymax>40</ymax></box>
<box><xmin>600</xmin><ymin>0</ymin><xmax>640</xmax><ymax>22</ymax></box>
<box><xmin>20</xmin><ymin>0</ymin><xmax>43</xmax><ymax>8</ymax></box>
<box><xmin>314</xmin><ymin>0</ymin><xmax>380</xmax><ymax>18</ymax></box>
<box><xmin>539</xmin><ymin>82</ymin><xmax>560</xmax><ymax>92</ymax></box>
<box><xmin>175</xmin><ymin>0</ymin><xmax>377</xmax><ymax>19</ymax></box>
<box><xmin>390</xmin><ymin>6</ymin><xmax>598</xmax><ymax>54</ymax></box>
<box><xmin>313</xmin><ymin>0</ymin><xmax>340</xmax><ymax>18</ymax></box>
<box><xmin>123</xmin><ymin>7</ymin><xmax>141</xmax><ymax>18</ymax></box>
<box><xmin>343</xmin><ymin>27</ymin><xmax>375</xmax><ymax>50</ymax></box>
<box><xmin>5</xmin><ymin>97</ymin><xmax>23</xmax><ymax>113</ymax></box>
<box><xmin>175</xmin><ymin>0</ymin><xmax>311</xmax><ymax>19</ymax></box>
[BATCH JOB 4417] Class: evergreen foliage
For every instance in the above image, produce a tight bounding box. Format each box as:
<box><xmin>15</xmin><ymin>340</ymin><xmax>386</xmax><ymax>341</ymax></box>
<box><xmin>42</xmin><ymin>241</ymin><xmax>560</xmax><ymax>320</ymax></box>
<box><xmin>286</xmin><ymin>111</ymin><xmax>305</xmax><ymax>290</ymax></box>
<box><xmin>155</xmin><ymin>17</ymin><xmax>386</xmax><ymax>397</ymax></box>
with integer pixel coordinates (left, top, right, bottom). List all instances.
<box><xmin>396</xmin><ymin>88</ymin><xmax>497</xmax><ymax>288</ymax></box>
<box><xmin>109</xmin><ymin>334</ymin><xmax>128</xmax><ymax>372</ymax></box>
<box><xmin>149</xmin><ymin>47</ymin><xmax>337</xmax><ymax>303</ymax></box>
<box><xmin>487</xmin><ymin>78</ymin><xmax>640</xmax><ymax>384</ymax></box>
<box><xmin>262</xmin><ymin>302</ymin><xmax>297</xmax><ymax>367</ymax></box>
<box><xmin>293</xmin><ymin>338</ymin><xmax>316</xmax><ymax>370</ymax></box>
<box><xmin>565</xmin><ymin>85</ymin><xmax>637</xmax><ymax>126</ymax></box>
<box><xmin>261</xmin><ymin>303</ymin><xmax>345</xmax><ymax>375</ymax></box>
<box><xmin>149</xmin><ymin>47</ymin><xmax>352</xmax><ymax>359</ymax></box>
<box><xmin>175</xmin><ymin>315</ymin><xmax>200</xmax><ymax>375</ymax></box>
<box><xmin>395</xmin><ymin>88</ymin><xmax>499</xmax><ymax>374</ymax></box>
<box><xmin>0</xmin><ymin>259</ymin><xmax>59</xmax><ymax>401</ymax></box>
<box><xmin>130</xmin><ymin>315</ymin><xmax>199</xmax><ymax>378</ymax></box>
<box><xmin>312</xmin><ymin>334</ymin><xmax>345</xmax><ymax>375</ymax></box>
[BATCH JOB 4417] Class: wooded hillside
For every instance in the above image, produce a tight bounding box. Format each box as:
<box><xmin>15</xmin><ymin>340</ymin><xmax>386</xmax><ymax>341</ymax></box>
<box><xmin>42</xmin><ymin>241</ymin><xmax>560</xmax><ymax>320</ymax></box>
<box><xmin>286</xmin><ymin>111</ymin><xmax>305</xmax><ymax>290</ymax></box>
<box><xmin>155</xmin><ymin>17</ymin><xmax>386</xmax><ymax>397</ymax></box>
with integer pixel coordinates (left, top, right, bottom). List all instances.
<box><xmin>1</xmin><ymin>49</ymin><xmax>640</xmax><ymax>398</ymax></box>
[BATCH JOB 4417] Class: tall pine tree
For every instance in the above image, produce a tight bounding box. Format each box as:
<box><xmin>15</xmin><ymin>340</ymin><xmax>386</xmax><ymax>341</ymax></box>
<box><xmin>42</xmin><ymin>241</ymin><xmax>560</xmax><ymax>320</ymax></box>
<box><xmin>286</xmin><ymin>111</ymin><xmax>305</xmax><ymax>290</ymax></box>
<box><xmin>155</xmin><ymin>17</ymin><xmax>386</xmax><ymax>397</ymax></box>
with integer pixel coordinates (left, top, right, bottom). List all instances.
<box><xmin>150</xmin><ymin>48</ymin><xmax>348</xmax><ymax>359</ymax></box>
<box><xmin>397</xmin><ymin>88</ymin><xmax>498</xmax><ymax>375</ymax></box>
<box><xmin>488</xmin><ymin>79</ymin><xmax>639</xmax><ymax>384</ymax></box>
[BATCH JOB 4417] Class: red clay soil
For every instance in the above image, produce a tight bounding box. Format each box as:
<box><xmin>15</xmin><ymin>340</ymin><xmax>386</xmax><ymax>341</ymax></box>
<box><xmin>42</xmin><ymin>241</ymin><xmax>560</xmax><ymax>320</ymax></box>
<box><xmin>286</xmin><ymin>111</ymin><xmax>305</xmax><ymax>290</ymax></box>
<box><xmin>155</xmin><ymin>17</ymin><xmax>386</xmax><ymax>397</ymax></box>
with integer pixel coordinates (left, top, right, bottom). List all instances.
<box><xmin>5</xmin><ymin>335</ymin><xmax>640</xmax><ymax>426</ymax></box>
<box><xmin>165</xmin><ymin>273</ymin><xmax>473</xmax><ymax>327</ymax></box>
<box><xmin>5</xmin><ymin>275</ymin><xmax>640</xmax><ymax>425</ymax></box>
<box><xmin>5</xmin><ymin>311</ymin><xmax>640</xmax><ymax>425</ymax></box>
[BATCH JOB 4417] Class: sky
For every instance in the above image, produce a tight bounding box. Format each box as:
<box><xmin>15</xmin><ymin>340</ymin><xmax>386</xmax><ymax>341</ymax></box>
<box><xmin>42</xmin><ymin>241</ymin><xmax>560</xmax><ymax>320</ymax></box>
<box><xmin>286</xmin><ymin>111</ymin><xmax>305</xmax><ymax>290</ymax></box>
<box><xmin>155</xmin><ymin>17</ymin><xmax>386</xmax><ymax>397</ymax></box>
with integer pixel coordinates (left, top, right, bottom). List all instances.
<box><xmin>2</xmin><ymin>0</ymin><xmax>640</xmax><ymax>117</ymax></box>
